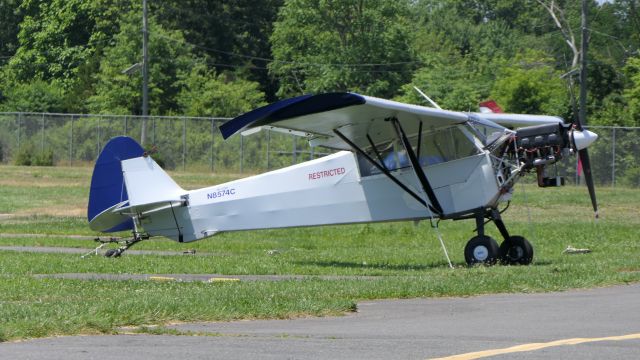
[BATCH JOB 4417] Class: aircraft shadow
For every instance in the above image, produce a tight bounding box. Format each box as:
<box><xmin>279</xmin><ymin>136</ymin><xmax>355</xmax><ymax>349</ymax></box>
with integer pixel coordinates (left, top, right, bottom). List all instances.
<box><xmin>294</xmin><ymin>259</ymin><xmax>554</xmax><ymax>271</ymax></box>
<box><xmin>293</xmin><ymin>260</ymin><xmax>462</xmax><ymax>271</ymax></box>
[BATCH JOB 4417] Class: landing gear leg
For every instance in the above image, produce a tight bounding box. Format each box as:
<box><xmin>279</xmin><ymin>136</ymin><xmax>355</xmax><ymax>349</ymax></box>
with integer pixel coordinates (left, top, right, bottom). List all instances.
<box><xmin>492</xmin><ymin>209</ymin><xmax>534</xmax><ymax>265</ymax></box>
<box><xmin>463</xmin><ymin>208</ymin><xmax>534</xmax><ymax>266</ymax></box>
<box><xmin>464</xmin><ymin>210</ymin><xmax>499</xmax><ymax>266</ymax></box>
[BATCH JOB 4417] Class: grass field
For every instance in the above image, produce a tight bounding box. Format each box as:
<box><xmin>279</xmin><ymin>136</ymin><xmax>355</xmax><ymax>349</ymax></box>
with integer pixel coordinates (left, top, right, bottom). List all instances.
<box><xmin>1</xmin><ymin>164</ymin><xmax>639</xmax><ymax>342</ymax></box>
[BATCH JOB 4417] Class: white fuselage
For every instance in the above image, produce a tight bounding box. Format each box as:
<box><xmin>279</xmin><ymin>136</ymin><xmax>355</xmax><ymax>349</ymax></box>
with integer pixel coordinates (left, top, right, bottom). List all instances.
<box><xmin>139</xmin><ymin>150</ymin><xmax>502</xmax><ymax>243</ymax></box>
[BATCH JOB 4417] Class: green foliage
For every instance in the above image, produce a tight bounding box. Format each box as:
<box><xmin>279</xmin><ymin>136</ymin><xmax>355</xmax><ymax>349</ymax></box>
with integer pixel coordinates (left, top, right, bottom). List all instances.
<box><xmin>0</xmin><ymin>0</ymin><xmax>637</xmax><ymax>119</ymax></box>
<box><xmin>33</xmin><ymin>149</ymin><xmax>54</xmax><ymax>166</ymax></box>
<box><xmin>0</xmin><ymin>80</ymin><xmax>66</xmax><ymax>113</ymax></box>
<box><xmin>622</xmin><ymin>167</ymin><xmax>640</xmax><ymax>188</ymax></box>
<box><xmin>176</xmin><ymin>63</ymin><xmax>266</xmax><ymax>117</ymax></box>
<box><xmin>490</xmin><ymin>52</ymin><xmax>568</xmax><ymax>115</ymax></box>
<box><xmin>87</xmin><ymin>10</ymin><xmax>194</xmax><ymax>116</ymax></box>
<box><xmin>396</xmin><ymin>55</ymin><xmax>486</xmax><ymax>111</ymax></box>
<box><xmin>270</xmin><ymin>0</ymin><xmax>415</xmax><ymax>98</ymax></box>
<box><xmin>397</xmin><ymin>1</ymin><xmax>537</xmax><ymax>111</ymax></box>
<box><xmin>154</xmin><ymin>0</ymin><xmax>283</xmax><ymax>100</ymax></box>
<box><xmin>13</xmin><ymin>144</ymin><xmax>34</xmax><ymax>166</ymax></box>
<box><xmin>5</xmin><ymin>0</ymin><xmax>97</xmax><ymax>88</ymax></box>
<box><xmin>623</xmin><ymin>56</ymin><xmax>640</xmax><ymax>126</ymax></box>
<box><xmin>13</xmin><ymin>143</ymin><xmax>54</xmax><ymax>166</ymax></box>
<box><xmin>0</xmin><ymin>0</ymin><xmax>23</xmax><ymax>58</ymax></box>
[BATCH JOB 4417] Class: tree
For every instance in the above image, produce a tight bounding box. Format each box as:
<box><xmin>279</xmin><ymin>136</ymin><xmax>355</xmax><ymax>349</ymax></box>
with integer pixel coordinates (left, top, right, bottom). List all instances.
<box><xmin>0</xmin><ymin>0</ymin><xmax>136</xmax><ymax>112</ymax></box>
<box><xmin>269</xmin><ymin>0</ymin><xmax>416</xmax><ymax>98</ymax></box>
<box><xmin>176</xmin><ymin>62</ymin><xmax>266</xmax><ymax>117</ymax></box>
<box><xmin>0</xmin><ymin>80</ymin><xmax>65</xmax><ymax>113</ymax></box>
<box><xmin>155</xmin><ymin>0</ymin><xmax>283</xmax><ymax>101</ymax></box>
<box><xmin>87</xmin><ymin>11</ymin><xmax>194</xmax><ymax>115</ymax></box>
<box><xmin>623</xmin><ymin>56</ymin><xmax>640</xmax><ymax>126</ymax></box>
<box><xmin>397</xmin><ymin>1</ymin><xmax>528</xmax><ymax>111</ymax></box>
<box><xmin>490</xmin><ymin>52</ymin><xmax>568</xmax><ymax>115</ymax></box>
<box><xmin>5</xmin><ymin>0</ymin><xmax>97</xmax><ymax>87</ymax></box>
<box><xmin>0</xmin><ymin>0</ymin><xmax>23</xmax><ymax>59</ymax></box>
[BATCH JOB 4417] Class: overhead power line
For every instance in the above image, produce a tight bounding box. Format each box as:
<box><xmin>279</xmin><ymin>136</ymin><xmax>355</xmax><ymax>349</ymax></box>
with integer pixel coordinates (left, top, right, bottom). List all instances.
<box><xmin>151</xmin><ymin>32</ymin><xmax>422</xmax><ymax>69</ymax></box>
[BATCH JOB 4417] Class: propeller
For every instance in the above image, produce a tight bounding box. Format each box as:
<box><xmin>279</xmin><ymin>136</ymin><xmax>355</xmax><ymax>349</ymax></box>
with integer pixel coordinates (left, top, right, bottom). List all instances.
<box><xmin>575</xmin><ymin>0</ymin><xmax>599</xmax><ymax>219</ymax></box>
<box><xmin>571</xmin><ymin>118</ymin><xmax>599</xmax><ymax>219</ymax></box>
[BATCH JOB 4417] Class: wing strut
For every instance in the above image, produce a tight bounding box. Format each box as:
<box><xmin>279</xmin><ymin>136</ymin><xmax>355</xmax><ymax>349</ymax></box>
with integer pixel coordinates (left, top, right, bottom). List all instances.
<box><xmin>333</xmin><ymin>128</ymin><xmax>442</xmax><ymax>216</ymax></box>
<box><xmin>389</xmin><ymin>117</ymin><xmax>444</xmax><ymax>215</ymax></box>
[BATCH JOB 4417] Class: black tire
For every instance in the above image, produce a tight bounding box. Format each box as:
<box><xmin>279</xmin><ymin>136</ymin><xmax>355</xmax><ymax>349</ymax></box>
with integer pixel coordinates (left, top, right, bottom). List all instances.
<box><xmin>464</xmin><ymin>235</ymin><xmax>500</xmax><ymax>266</ymax></box>
<box><xmin>499</xmin><ymin>236</ymin><xmax>534</xmax><ymax>265</ymax></box>
<box><xmin>104</xmin><ymin>249</ymin><xmax>119</xmax><ymax>258</ymax></box>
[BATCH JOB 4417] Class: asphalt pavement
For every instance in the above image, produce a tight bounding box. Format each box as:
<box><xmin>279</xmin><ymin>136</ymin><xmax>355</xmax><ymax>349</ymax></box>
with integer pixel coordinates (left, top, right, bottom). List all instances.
<box><xmin>1</xmin><ymin>283</ymin><xmax>639</xmax><ymax>359</ymax></box>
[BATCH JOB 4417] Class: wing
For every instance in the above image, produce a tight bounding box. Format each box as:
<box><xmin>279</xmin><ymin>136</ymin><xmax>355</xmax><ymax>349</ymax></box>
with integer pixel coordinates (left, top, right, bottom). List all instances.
<box><xmin>221</xmin><ymin>92</ymin><xmax>566</xmax><ymax>150</ymax></box>
<box><xmin>472</xmin><ymin>112</ymin><xmax>564</xmax><ymax>128</ymax></box>
<box><xmin>220</xmin><ymin>92</ymin><xmax>468</xmax><ymax>150</ymax></box>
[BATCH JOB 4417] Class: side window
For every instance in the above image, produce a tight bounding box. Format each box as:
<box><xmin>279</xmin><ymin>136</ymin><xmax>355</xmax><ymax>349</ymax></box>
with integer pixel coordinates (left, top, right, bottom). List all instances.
<box><xmin>357</xmin><ymin>125</ymin><xmax>481</xmax><ymax>177</ymax></box>
<box><xmin>416</xmin><ymin>126</ymin><xmax>481</xmax><ymax>165</ymax></box>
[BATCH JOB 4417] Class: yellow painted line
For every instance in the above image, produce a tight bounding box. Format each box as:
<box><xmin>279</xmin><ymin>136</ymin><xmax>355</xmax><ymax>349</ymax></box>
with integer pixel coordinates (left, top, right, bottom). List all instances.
<box><xmin>149</xmin><ymin>276</ymin><xmax>176</xmax><ymax>282</ymax></box>
<box><xmin>207</xmin><ymin>277</ymin><xmax>240</xmax><ymax>282</ymax></box>
<box><xmin>430</xmin><ymin>333</ymin><xmax>640</xmax><ymax>360</ymax></box>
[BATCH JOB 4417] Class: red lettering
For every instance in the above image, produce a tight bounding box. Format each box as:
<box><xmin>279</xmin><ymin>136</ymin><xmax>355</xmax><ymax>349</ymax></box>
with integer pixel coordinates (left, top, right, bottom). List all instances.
<box><xmin>308</xmin><ymin>167</ymin><xmax>348</xmax><ymax>180</ymax></box>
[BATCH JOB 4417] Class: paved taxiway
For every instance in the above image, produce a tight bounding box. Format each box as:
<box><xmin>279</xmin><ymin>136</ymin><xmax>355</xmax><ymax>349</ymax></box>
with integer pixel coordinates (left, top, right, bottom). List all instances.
<box><xmin>1</xmin><ymin>283</ymin><xmax>639</xmax><ymax>359</ymax></box>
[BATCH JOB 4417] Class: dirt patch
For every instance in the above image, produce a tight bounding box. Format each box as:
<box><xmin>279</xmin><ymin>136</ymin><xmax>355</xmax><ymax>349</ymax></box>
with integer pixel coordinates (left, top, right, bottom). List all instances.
<box><xmin>0</xmin><ymin>213</ymin><xmax>14</xmax><ymax>221</ymax></box>
<box><xmin>14</xmin><ymin>205</ymin><xmax>87</xmax><ymax>217</ymax></box>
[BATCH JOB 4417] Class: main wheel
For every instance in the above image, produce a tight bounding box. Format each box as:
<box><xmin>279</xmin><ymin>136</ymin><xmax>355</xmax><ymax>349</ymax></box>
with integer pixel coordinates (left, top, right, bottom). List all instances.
<box><xmin>499</xmin><ymin>236</ymin><xmax>533</xmax><ymax>265</ymax></box>
<box><xmin>464</xmin><ymin>235</ymin><xmax>499</xmax><ymax>266</ymax></box>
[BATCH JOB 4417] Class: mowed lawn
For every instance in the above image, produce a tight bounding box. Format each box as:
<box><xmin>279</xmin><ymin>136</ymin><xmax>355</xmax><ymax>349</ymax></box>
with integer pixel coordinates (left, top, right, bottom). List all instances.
<box><xmin>0</xmin><ymin>164</ymin><xmax>639</xmax><ymax>341</ymax></box>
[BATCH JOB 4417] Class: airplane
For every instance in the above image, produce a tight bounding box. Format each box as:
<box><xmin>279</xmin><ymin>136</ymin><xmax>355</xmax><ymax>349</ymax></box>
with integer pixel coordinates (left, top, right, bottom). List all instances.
<box><xmin>87</xmin><ymin>92</ymin><xmax>598</xmax><ymax>266</ymax></box>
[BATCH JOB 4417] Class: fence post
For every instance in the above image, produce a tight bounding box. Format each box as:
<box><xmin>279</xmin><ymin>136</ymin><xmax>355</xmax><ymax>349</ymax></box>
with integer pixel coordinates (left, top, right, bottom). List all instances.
<box><xmin>124</xmin><ymin>116</ymin><xmax>128</xmax><ymax>135</ymax></box>
<box><xmin>41</xmin><ymin>113</ymin><xmax>45</xmax><ymax>153</ymax></box>
<box><xmin>611</xmin><ymin>127</ymin><xmax>616</xmax><ymax>188</ymax></box>
<box><xmin>182</xmin><ymin>117</ymin><xmax>186</xmax><ymax>171</ymax></box>
<box><xmin>240</xmin><ymin>134</ymin><xmax>244</xmax><ymax>174</ymax></box>
<box><xmin>210</xmin><ymin>119</ymin><xmax>215</xmax><ymax>172</ymax></box>
<box><xmin>69</xmin><ymin>115</ymin><xmax>75</xmax><ymax>166</ymax></box>
<box><xmin>97</xmin><ymin>117</ymin><xmax>102</xmax><ymax>157</ymax></box>
<box><xmin>17</xmin><ymin>113</ymin><xmax>21</xmax><ymax>151</ymax></box>
<box><xmin>266</xmin><ymin>130</ymin><xmax>270</xmax><ymax>170</ymax></box>
<box><xmin>292</xmin><ymin>135</ymin><xmax>297</xmax><ymax>165</ymax></box>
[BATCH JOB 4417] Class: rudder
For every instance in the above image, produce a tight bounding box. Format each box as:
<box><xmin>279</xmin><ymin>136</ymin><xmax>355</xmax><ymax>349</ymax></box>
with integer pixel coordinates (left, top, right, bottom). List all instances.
<box><xmin>88</xmin><ymin>136</ymin><xmax>144</xmax><ymax>232</ymax></box>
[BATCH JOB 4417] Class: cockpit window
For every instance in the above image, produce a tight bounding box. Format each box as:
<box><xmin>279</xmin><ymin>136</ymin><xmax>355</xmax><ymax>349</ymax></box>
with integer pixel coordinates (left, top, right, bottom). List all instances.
<box><xmin>415</xmin><ymin>125</ymin><xmax>481</xmax><ymax>165</ymax></box>
<box><xmin>357</xmin><ymin>124</ymin><xmax>482</xmax><ymax>177</ymax></box>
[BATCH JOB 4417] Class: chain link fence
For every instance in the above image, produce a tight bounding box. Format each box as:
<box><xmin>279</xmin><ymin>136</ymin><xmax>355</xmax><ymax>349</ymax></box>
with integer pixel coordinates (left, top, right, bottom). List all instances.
<box><xmin>0</xmin><ymin>112</ymin><xmax>329</xmax><ymax>174</ymax></box>
<box><xmin>0</xmin><ymin>112</ymin><xmax>639</xmax><ymax>186</ymax></box>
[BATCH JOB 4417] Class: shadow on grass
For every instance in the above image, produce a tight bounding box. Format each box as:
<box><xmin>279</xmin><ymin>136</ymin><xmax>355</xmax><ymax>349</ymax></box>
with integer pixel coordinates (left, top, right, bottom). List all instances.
<box><xmin>294</xmin><ymin>259</ymin><xmax>555</xmax><ymax>271</ymax></box>
<box><xmin>293</xmin><ymin>260</ymin><xmax>463</xmax><ymax>271</ymax></box>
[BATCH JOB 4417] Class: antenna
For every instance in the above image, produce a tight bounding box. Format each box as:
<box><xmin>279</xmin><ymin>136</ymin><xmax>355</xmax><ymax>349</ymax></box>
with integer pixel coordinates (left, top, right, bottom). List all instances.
<box><xmin>413</xmin><ymin>86</ymin><xmax>442</xmax><ymax>109</ymax></box>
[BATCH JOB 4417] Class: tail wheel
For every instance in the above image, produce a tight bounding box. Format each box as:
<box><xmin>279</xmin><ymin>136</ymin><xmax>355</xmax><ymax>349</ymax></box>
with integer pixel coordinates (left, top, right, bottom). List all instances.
<box><xmin>499</xmin><ymin>236</ymin><xmax>534</xmax><ymax>265</ymax></box>
<box><xmin>464</xmin><ymin>235</ymin><xmax>499</xmax><ymax>266</ymax></box>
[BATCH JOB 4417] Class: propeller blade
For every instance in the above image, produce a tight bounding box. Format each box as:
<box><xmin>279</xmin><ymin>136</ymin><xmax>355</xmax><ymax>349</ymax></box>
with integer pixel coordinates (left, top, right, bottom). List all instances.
<box><xmin>578</xmin><ymin>148</ymin><xmax>598</xmax><ymax>218</ymax></box>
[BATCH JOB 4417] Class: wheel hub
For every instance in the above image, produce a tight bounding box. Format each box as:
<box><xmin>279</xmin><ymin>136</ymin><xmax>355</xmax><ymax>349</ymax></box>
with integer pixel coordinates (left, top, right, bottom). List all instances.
<box><xmin>508</xmin><ymin>246</ymin><xmax>524</xmax><ymax>260</ymax></box>
<box><xmin>473</xmin><ymin>245</ymin><xmax>489</xmax><ymax>261</ymax></box>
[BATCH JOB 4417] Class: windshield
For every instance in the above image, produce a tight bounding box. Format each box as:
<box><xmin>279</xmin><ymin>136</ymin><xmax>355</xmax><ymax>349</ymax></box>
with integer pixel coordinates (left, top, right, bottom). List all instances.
<box><xmin>466</xmin><ymin>116</ymin><xmax>513</xmax><ymax>147</ymax></box>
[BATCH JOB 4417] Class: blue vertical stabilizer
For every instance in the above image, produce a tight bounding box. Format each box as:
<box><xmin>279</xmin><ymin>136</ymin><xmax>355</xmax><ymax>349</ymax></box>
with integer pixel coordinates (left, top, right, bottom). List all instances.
<box><xmin>87</xmin><ymin>136</ymin><xmax>144</xmax><ymax>232</ymax></box>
